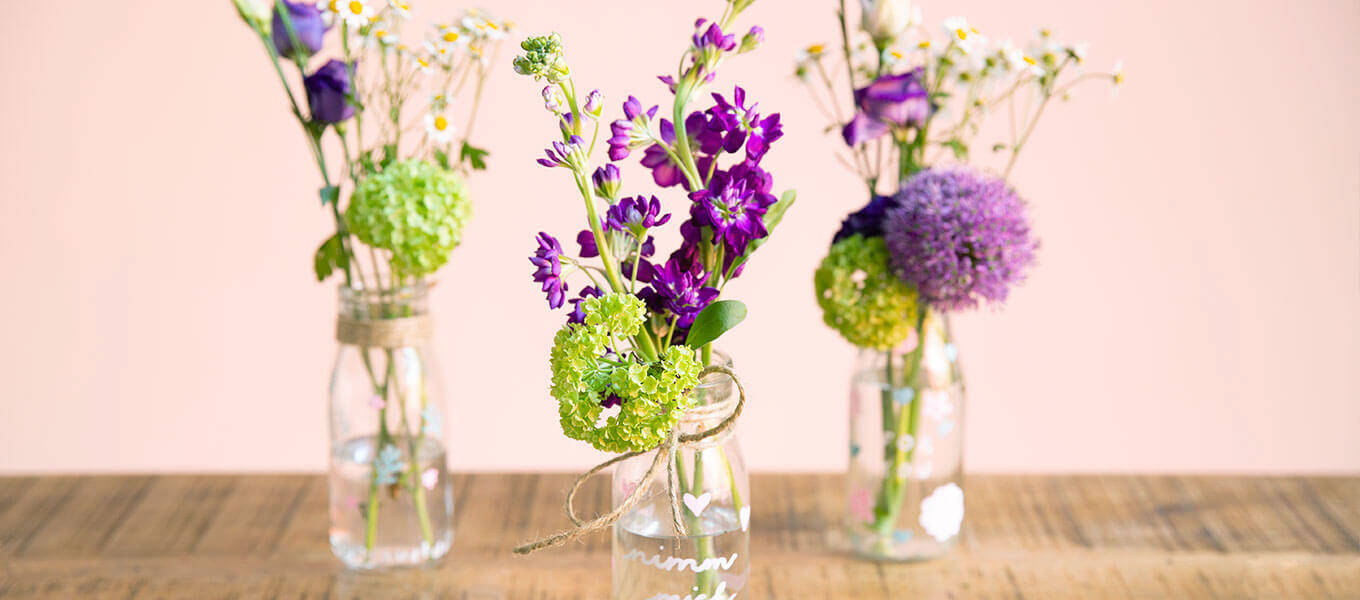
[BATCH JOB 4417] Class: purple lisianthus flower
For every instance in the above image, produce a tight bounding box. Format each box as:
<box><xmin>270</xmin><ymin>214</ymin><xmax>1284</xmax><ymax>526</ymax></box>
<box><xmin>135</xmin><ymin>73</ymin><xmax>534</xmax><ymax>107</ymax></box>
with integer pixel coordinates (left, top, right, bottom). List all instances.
<box><xmin>842</xmin><ymin>67</ymin><xmax>931</xmax><ymax>146</ymax></box>
<box><xmin>832</xmin><ymin>194</ymin><xmax>898</xmax><ymax>243</ymax></box>
<box><xmin>688</xmin><ymin>162</ymin><xmax>777</xmax><ymax>256</ymax></box>
<box><xmin>607</xmin><ymin>96</ymin><xmax>659</xmax><ymax>161</ymax></box>
<box><xmin>530</xmin><ymin>232</ymin><xmax>570</xmax><ymax>309</ymax></box>
<box><xmin>640</xmin><ymin>119</ymin><xmax>689</xmax><ymax>189</ymax></box>
<box><xmin>640</xmin><ymin>257</ymin><xmax>720</xmax><ymax>330</ymax></box>
<box><xmin>606</xmin><ymin>195</ymin><xmax>672</xmax><ymax>235</ymax></box>
<box><xmin>565</xmin><ymin>286</ymin><xmax>602</xmax><ymax>324</ymax></box>
<box><xmin>304</xmin><ymin>59</ymin><xmax>355</xmax><ymax>124</ymax></box>
<box><xmin>271</xmin><ymin>0</ymin><xmax>328</xmax><ymax>59</ymax></box>
<box><xmin>883</xmin><ymin>167</ymin><xmax>1039</xmax><ymax>311</ymax></box>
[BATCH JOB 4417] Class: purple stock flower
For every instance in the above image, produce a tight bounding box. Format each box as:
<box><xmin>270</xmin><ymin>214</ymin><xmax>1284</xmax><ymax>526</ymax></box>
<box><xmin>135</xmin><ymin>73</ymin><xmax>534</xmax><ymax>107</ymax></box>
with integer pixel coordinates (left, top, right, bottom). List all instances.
<box><xmin>882</xmin><ymin>167</ymin><xmax>1039</xmax><ymax>311</ymax></box>
<box><xmin>710</xmin><ymin>87</ymin><xmax>783</xmax><ymax>163</ymax></box>
<box><xmin>688</xmin><ymin>162</ymin><xmax>777</xmax><ymax>257</ymax></box>
<box><xmin>606</xmin><ymin>195</ymin><xmax>672</xmax><ymax>235</ymax></box>
<box><xmin>530</xmin><ymin>232</ymin><xmax>570</xmax><ymax>309</ymax></box>
<box><xmin>832</xmin><ymin>194</ymin><xmax>898</xmax><ymax>243</ymax></box>
<box><xmin>842</xmin><ymin>68</ymin><xmax>931</xmax><ymax>146</ymax></box>
<box><xmin>537</xmin><ymin>135</ymin><xmax>586</xmax><ymax>169</ymax></box>
<box><xmin>303</xmin><ymin>59</ymin><xmax>355</xmax><ymax>124</ymax></box>
<box><xmin>566</xmin><ymin>286</ymin><xmax>602</xmax><ymax>324</ymax></box>
<box><xmin>271</xmin><ymin>0</ymin><xmax>328</xmax><ymax>59</ymax></box>
<box><xmin>641</xmin><ymin>257</ymin><xmax>720</xmax><ymax>331</ymax></box>
<box><xmin>607</xmin><ymin>96</ymin><xmax>659</xmax><ymax>161</ymax></box>
<box><xmin>640</xmin><ymin>119</ymin><xmax>688</xmax><ymax>189</ymax></box>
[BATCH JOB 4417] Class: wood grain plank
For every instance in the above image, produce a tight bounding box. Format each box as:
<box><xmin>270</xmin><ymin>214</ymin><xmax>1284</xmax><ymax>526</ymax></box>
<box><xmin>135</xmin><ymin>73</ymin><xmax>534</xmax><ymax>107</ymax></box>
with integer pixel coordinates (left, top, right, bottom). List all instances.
<box><xmin>0</xmin><ymin>477</ymin><xmax>80</xmax><ymax>558</ymax></box>
<box><xmin>193</xmin><ymin>475</ymin><xmax>312</xmax><ymax>556</ymax></box>
<box><xmin>19</xmin><ymin>475</ymin><xmax>152</xmax><ymax>558</ymax></box>
<box><xmin>99</xmin><ymin>476</ymin><xmax>238</xmax><ymax>557</ymax></box>
<box><xmin>0</xmin><ymin>473</ymin><xmax>1357</xmax><ymax>599</ymax></box>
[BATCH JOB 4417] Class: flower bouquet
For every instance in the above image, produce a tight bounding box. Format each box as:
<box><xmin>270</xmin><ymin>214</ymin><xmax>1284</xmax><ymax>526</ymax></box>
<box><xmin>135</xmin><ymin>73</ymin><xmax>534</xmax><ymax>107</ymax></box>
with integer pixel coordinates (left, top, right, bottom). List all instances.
<box><xmin>508</xmin><ymin>2</ymin><xmax>791</xmax><ymax>598</ymax></box>
<box><xmin>797</xmin><ymin>0</ymin><xmax>1122</xmax><ymax>560</ymax></box>
<box><xmin>230</xmin><ymin>0</ymin><xmax>511</xmax><ymax>568</ymax></box>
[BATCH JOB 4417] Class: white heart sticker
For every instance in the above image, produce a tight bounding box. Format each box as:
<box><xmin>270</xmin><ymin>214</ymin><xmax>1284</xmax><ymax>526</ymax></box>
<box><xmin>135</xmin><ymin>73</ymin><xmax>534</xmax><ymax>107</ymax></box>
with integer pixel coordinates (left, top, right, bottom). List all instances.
<box><xmin>683</xmin><ymin>492</ymin><xmax>712</xmax><ymax>517</ymax></box>
<box><xmin>739</xmin><ymin>505</ymin><xmax>751</xmax><ymax>532</ymax></box>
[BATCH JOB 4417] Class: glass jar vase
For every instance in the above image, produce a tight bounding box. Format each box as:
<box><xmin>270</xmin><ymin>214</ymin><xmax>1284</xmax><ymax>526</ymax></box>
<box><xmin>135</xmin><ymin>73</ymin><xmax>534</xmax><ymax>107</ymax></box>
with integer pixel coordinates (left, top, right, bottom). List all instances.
<box><xmin>846</xmin><ymin>310</ymin><xmax>965</xmax><ymax>561</ymax></box>
<box><xmin>612</xmin><ymin>353</ymin><xmax>750</xmax><ymax>600</ymax></box>
<box><xmin>327</xmin><ymin>283</ymin><xmax>454</xmax><ymax>569</ymax></box>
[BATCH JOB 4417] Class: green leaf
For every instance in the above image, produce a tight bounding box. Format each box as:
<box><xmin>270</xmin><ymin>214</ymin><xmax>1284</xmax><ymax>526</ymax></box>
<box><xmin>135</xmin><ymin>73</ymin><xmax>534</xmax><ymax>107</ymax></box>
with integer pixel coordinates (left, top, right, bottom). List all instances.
<box><xmin>434</xmin><ymin>148</ymin><xmax>452</xmax><ymax>170</ymax></box>
<box><xmin>460</xmin><ymin>141</ymin><xmax>490</xmax><ymax>171</ymax></box>
<box><xmin>380</xmin><ymin>143</ymin><xmax>398</xmax><ymax>169</ymax></box>
<box><xmin>318</xmin><ymin>185</ymin><xmax>340</xmax><ymax>206</ymax></box>
<box><xmin>945</xmin><ymin>139</ymin><xmax>968</xmax><ymax>160</ymax></box>
<box><xmin>313</xmin><ymin>233</ymin><xmax>348</xmax><ymax>282</ymax></box>
<box><xmin>992</xmin><ymin>143</ymin><xmax>1007</xmax><ymax>153</ymax></box>
<box><xmin>685</xmin><ymin>300</ymin><xmax>748</xmax><ymax>350</ymax></box>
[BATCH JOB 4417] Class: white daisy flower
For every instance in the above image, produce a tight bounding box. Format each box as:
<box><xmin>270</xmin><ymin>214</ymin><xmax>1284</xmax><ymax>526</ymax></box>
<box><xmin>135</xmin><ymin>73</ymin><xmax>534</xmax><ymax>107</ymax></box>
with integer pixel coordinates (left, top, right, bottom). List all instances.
<box><xmin>387</xmin><ymin>0</ymin><xmax>411</xmax><ymax>19</ymax></box>
<box><xmin>423</xmin><ymin>39</ymin><xmax>454</xmax><ymax>65</ymax></box>
<box><xmin>425</xmin><ymin>111</ymin><xmax>455</xmax><ymax>144</ymax></box>
<box><xmin>998</xmin><ymin>40</ymin><xmax>1043</xmax><ymax>76</ymax></box>
<box><xmin>1111</xmin><ymin>60</ymin><xmax>1125</xmax><ymax>86</ymax></box>
<box><xmin>319</xmin><ymin>0</ymin><xmax>374</xmax><ymax>28</ymax></box>
<box><xmin>1067</xmin><ymin>42</ymin><xmax>1090</xmax><ymax>64</ymax></box>
<box><xmin>918</xmin><ymin>483</ymin><xmax>964</xmax><ymax>542</ymax></box>
<box><xmin>360</xmin><ymin>26</ymin><xmax>398</xmax><ymax>48</ymax></box>
<box><xmin>941</xmin><ymin>16</ymin><xmax>978</xmax><ymax>46</ymax></box>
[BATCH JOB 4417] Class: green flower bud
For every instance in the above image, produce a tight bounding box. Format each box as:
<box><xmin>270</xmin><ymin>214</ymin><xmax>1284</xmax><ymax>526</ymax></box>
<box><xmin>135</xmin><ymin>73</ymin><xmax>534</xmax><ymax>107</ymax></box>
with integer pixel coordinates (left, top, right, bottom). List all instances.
<box><xmin>513</xmin><ymin>33</ymin><xmax>571</xmax><ymax>83</ymax></box>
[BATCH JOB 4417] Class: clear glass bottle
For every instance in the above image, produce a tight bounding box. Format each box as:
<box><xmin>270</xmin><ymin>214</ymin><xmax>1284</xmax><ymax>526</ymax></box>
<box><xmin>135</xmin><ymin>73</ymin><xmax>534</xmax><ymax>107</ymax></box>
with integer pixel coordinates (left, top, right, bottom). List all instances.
<box><xmin>846</xmin><ymin>310</ymin><xmax>965</xmax><ymax>561</ymax></box>
<box><xmin>328</xmin><ymin>283</ymin><xmax>454</xmax><ymax>569</ymax></box>
<box><xmin>612</xmin><ymin>352</ymin><xmax>750</xmax><ymax>600</ymax></box>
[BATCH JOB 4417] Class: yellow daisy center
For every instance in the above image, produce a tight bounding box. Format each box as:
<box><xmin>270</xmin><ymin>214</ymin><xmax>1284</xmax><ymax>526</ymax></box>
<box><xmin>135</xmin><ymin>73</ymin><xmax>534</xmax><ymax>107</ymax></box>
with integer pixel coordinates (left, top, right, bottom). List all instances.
<box><xmin>1022</xmin><ymin>55</ymin><xmax>1036</xmax><ymax>65</ymax></box>
<box><xmin>806</xmin><ymin>44</ymin><xmax>825</xmax><ymax>56</ymax></box>
<box><xmin>434</xmin><ymin>115</ymin><xmax>448</xmax><ymax>131</ymax></box>
<box><xmin>347</xmin><ymin>1</ymin><xmax>363</xmax><ymax>16</ymax></box>
<box><xmin>443</xmin><ymin>31</ymin><xmax>459</xmax><ymax>43</ymax></box>
<box><xmin>953</xmin><ymin>28</ymin><xmax>968</xmax><ymax>41</ymax></box>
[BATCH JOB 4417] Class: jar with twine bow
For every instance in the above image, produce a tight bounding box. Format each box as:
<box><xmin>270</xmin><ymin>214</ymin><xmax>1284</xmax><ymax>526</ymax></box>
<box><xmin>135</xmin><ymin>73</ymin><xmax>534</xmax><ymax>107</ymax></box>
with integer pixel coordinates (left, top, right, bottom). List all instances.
<box><xmin>514</xmin><ymin>353</ymin><xmax>750</xmax><ymax>600</ymax></box>
<box><xmin>328</xmin><ymin>283</ymin><xmax>454</xmax><ymax>569</ymax></box>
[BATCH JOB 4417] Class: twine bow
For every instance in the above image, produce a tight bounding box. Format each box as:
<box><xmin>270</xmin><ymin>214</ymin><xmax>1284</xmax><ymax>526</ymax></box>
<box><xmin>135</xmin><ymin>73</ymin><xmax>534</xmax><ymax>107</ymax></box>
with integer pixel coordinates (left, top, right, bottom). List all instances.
<box><xmin>512</xmin><ymin>365</ymin><xmax>747</xmax><ymax>555</ymax></box>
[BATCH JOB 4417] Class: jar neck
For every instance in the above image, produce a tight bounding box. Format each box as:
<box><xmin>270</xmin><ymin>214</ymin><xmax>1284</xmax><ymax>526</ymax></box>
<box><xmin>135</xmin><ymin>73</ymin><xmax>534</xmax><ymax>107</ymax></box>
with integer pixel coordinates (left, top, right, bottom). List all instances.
<box><xmin>678</xmin><ymin>350</ymin><xmax>737</xmax><ymax>434</ymax></box>
<box><xmin>338</xmin><ymin>283</ymin><xmax>430</xmax><ymax>320</ymax></box>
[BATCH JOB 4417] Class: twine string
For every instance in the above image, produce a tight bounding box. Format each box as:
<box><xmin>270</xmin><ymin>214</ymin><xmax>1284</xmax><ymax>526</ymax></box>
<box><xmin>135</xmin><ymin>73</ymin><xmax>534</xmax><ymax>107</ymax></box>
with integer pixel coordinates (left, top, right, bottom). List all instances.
<box><xmin>512</xmin><ymin>365</ymin><xmax>747</xmax><ymax>555</ymax></box>
<box><xmin>335</xmin><ymin>315</ymin><xmax>433</xmax><ymax>348</ymax></box>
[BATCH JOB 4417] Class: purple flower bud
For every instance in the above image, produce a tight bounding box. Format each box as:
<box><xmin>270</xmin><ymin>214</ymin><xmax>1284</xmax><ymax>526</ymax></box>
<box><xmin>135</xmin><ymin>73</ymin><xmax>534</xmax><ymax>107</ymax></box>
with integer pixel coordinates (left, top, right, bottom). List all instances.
<box><xmin>583</xmin><ymin>89</ymin><xmax>604</xmax><ymax>117</ymax></box>
<box><xmin>542</xmin><ymin>85</ymin><xmax>566</xmax><ymax>114</ymax></box>
<box><xmin>271</xmin><ymin>0</ymin><xmax>328</xmax><ymax>59</ymax></box>
<box><xmin>622</xmin><ymin>96</ymin><xmax>643</xmax><ymax>120</ymax></box>
<box><xmin>303</xmin><ymin>59</ymin><xmax>355</xmax><ymax>124</ymax></box>
<box><xmin>592</xmin><ymin>164</ymin><xmax>622</xmax><ymax>200</ymax></box>
<box><xmin>740</xmin><ymin>26</ymin><xmax>764</xmax><ymax>53</ymax></box>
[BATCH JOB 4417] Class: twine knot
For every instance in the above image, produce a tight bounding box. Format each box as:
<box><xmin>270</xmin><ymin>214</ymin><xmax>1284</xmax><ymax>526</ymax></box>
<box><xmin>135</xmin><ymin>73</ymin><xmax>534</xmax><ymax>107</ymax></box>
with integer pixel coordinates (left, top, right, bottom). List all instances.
<box><xmin>512</xmin><ymin>365</ymin><xmax>747</xmax><ymax>555</ymax></box>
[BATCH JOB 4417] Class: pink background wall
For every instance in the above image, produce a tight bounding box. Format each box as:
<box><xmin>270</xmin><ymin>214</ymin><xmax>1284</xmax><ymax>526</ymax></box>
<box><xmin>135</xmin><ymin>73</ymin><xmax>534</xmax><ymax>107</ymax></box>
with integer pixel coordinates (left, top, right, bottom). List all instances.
<box><xmin>1</xmin><ymin>0</ymin><xmax>1356</xmax><ymax>474</ymax></box>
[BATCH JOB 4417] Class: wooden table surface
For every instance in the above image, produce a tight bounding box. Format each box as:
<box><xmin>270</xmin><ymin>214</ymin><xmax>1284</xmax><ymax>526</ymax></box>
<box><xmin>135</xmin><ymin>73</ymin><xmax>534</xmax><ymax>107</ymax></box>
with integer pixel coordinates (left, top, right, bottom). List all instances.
<box><xmin>0</xmin><ymin>474</ymin><xmax>1356</xmax><ymax>599</ymax></box>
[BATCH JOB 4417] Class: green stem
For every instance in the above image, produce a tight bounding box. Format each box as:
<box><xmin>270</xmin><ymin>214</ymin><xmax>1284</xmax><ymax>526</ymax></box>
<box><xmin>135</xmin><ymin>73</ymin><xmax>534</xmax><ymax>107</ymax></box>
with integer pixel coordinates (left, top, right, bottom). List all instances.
<box><xmin>869</xmin><ymin>313</ymin><xmax>929</xmax><ymax>539</ymax></box>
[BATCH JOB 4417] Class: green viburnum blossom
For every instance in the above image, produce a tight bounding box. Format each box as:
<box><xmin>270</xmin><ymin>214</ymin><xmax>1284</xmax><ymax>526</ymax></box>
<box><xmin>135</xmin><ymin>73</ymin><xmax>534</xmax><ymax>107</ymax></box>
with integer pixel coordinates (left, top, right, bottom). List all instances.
<box><xmin>513</xmin><ymin>33</ymin><xmax>570</xmax><ymax>83</ymax></box>
<box><xmin>344</xmin><ymin>159</ymin><xmax>471</xmax><ymax>278</ymax></box>
<box><xmin>551</xmin><ymin>293</ymin><xmax>703</xmax><ymax>453</ymax></box>
<box><xmin>814</xmin><ymin>234</ymin><xmax>920</xmax><ymax>350</ymax></box>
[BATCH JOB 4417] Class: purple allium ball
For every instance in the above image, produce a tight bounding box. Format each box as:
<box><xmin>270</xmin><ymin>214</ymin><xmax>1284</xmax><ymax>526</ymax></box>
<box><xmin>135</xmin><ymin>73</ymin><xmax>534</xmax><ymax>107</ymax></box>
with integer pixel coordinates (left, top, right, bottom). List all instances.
<box><xmin>883</xmin><ymin>167</ymin><xmax>1039</xmax><ymax>311</ymax></box>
